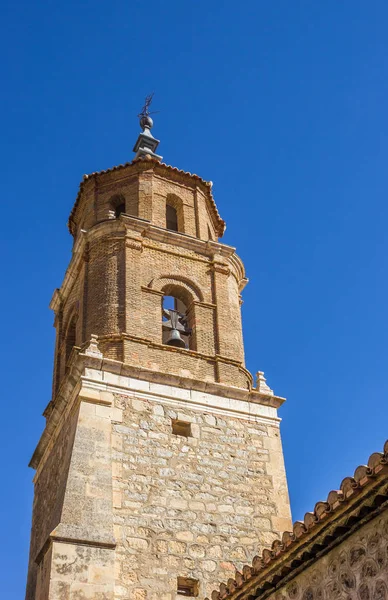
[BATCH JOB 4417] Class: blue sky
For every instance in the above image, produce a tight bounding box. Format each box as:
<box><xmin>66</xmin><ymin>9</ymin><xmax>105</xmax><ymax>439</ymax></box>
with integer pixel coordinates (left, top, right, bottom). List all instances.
<box><xmin>1</xmin><ymin>1</ymin><xmax>388</xmax><ymax>596</ymax></box>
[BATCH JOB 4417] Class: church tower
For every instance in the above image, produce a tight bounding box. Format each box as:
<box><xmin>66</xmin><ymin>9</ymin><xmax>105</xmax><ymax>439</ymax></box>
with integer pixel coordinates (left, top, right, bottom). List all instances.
<box><xmin>25</xmin><ymin>105</ymin><xmax>291</xmax><ymax>600</ymax></box>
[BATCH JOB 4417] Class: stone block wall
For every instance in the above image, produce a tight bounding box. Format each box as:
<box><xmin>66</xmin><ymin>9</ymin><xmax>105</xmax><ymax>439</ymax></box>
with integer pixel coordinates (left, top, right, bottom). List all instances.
<box><xmin>25</xmin><ymin>407</ymin><xmax>79</xmax><ymax>600</ymax></box>
<box><xmin>26</xmin><ymin>357</ymin><xmax>290</xmax><ymax>600</ymax></box>
<box><xmin>110</xmin><ymin>381</ymin><xmax>291</xmax><ymax>600</ymax></box>
<box><xmin>47</xmin><ymin>541</ymin><xmax>115</xmax><ymax>600</ymax></box>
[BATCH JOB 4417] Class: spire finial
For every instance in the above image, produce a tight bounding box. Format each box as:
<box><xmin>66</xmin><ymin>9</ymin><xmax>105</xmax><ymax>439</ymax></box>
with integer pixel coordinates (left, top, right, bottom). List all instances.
<box><xmin>133</xmin><ymin>94</ymin><xmax>162</xmax><ymax>161</ymax></box>
<box><xmin>138</xmin><ymin>92</ymin><xmax>157</xmax><ymax>130</ymax></box>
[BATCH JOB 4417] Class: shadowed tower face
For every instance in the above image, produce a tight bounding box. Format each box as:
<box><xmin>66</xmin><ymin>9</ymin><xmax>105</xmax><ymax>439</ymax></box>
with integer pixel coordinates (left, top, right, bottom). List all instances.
<box><xmin>25</xmin><ymin>107</ymin><xmax>291</xmax><ymax>600</ymax></box>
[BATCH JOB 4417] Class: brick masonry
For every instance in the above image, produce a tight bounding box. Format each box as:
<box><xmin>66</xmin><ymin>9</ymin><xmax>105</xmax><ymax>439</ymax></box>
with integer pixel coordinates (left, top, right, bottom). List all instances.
<box><xmin>51</xmin><ymin>159</ymin><xmax>250</xmax><ymax>396</ymax></box>
<box><xmin>25</xmin><ymin>156</ymin><xmax>292</xmax><ymax>600</ymax></box>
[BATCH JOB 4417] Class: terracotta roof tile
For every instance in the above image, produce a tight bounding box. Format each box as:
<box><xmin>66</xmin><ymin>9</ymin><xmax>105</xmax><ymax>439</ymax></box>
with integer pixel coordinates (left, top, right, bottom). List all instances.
<box><xmin>206</xmin><ymin>439</ymin><xmax>388</xmax><ymax>600</ymax></box>
<box><xmin>68</xmin><ymin>155</ymin><xmax>226</xmax><ymax>237</ymax></box>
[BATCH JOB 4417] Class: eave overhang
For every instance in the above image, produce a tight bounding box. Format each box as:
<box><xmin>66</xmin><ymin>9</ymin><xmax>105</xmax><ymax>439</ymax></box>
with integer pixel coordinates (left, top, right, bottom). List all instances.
<box><xmin>68</xmin><ymin>155</ymin><xmax>226</xmax><ymax>238</ymax></box>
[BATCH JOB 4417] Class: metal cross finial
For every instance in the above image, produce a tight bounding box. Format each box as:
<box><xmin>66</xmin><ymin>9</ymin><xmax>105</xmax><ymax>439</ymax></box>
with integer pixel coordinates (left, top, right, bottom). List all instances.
<box><xmin>133</xmin><ymin>93</ymin><xmax>162</xmax><ymax>160</ymax></box>
<box><xmin>138</xmin><ymin>93</ymin><xmax>158</xmax><ymax>119</ymax></box>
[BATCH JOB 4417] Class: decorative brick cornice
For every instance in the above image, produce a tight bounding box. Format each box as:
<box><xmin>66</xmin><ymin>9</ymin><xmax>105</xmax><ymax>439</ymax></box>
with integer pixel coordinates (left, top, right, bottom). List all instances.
<box><xmin>50</xmin><ymin>216</ymin><xmax>247</xmax><ymax>311</ymax></box>
<box><xmin>68</xmin><ymin>156</ymin><xmax>225</xmax><ymax>238</ymax></box>
<box><xmin>192</xmin><ymin>300</ymin><xmax>217</xmax><ymax>310</ymax></box>
<box><xmin>211</xmin><ymin>260</ymin><xmax>231</xmax><ymax>276</ymax></box>
<box><xmin>125</xmin><ymin>237</ymin><xmax>143</xmax><ymax>251</ymax></box>
<box><xmin>92</xmin><ymin>341</ymin><xmax>284</xmax><ymax>407</ymax></box>
<box><xmin>140</xmin><ymin>286</ymin><xmax>164</xmax><ymax>296</ymax></box>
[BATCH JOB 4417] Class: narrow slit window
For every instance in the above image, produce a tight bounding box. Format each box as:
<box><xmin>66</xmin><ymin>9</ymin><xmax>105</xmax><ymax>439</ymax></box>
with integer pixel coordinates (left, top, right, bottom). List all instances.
<box><xmin>166</xmin><ymin>204</ymin><xmax>178</xmax><ymax>231</ymax></box>
<box><xmin>177</xmin><ymin>577</ymin><xmax>199</xmax><ymax>597</ymax></box>
<box><xmin>172</xmin><ymin>419</ymin><xmax>192</xmax><ymax>438</ymax></box>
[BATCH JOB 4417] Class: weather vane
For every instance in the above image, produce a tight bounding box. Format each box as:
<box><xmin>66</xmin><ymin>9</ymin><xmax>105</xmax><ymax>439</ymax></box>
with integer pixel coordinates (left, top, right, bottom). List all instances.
<box><xmin>138</xmin><ymin>93</ymin><xmax>159</xmax><ymax>119</ymax></box>
<box><xmin>133</xmin><ymin>93</ymin><xmax>162</xmax><ymax>160</ymax></box>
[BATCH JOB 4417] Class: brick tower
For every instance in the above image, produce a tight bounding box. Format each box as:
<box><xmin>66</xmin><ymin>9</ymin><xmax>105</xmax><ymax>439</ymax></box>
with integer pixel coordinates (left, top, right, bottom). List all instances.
<box><xmin>25</xmin><ymin>106</ymin><xmax>291</xmax><ymax>600</ymax></box>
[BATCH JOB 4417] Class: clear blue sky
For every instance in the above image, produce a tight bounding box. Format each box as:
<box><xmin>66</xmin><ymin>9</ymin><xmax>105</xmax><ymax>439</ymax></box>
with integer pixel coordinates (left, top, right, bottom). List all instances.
<box><xmin>1</xmin><ymin>1</ymin><xmax>387</xmax><ymax>596</ymax></box>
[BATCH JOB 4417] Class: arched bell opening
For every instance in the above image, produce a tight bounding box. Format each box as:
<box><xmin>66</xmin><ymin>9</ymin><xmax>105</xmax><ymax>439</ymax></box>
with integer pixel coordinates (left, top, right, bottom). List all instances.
<box><xmin>161</xmin><ymin>287</ymin><xmax>193</xmax><ymax>350</ymax></box>
<box><xmin>109</xmin><ymin>194</ymin><xmax>126</xmax><ymax>218</ymax></box>
<box><xmin>165</xmin><ymin>194</ymin><xmax>184</xmax><ymax>233</ymax></box>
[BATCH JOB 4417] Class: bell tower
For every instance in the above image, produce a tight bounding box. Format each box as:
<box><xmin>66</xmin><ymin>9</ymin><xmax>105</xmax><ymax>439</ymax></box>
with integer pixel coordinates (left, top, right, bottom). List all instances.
<box><xmin>26</xmin><ymin>104</ymin><xmax>292</xmax><ymax>600</ymax></box>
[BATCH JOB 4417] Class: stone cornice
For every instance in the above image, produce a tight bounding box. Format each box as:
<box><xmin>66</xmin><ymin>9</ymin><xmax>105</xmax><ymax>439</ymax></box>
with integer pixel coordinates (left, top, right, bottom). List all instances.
<box><xmin>88</xmin><ymin>347</ymin><xmax>284</xmax><ymax>406</ymax></box>
<box><xmin>30</xmin><ymin>348</ymin><xmax>285</xmax><ymax>472</ymax></box>
<box><xmin>80</xmin><ymin>370</ymin><xmax>280</xmax><ymax>427</ymax></box>
<box><xmin>94</xmin><ymin>332</ymin><xmax>260</xmax><ymax>392</ymax></box>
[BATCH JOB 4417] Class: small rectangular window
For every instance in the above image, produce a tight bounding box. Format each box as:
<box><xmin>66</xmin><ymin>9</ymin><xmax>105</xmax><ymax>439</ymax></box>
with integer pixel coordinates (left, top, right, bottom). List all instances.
<box><xmin>172</xmin><ymin>419</ymin><xmax>192</xmax><ymax>437</ymax></box>
<box><xmin>177</xmin><ymin>577</ymin><xmax>199</xmax><ymax>597</ymax></box>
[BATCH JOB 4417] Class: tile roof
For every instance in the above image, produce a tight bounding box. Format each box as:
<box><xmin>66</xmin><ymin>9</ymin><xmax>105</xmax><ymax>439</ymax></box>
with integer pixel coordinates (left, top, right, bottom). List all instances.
<box><xmin>206</xmin><ymin>439</ymin><xmax>388</xmax><ymax>600</ymax></box>
<box><xmin>68</xmin><ymin>155</ymin><xmax>226</xmax><ymax>237</ymax></box>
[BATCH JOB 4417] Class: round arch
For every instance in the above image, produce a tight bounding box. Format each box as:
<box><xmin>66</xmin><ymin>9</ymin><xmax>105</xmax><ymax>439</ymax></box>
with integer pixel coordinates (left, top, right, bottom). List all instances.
<box><xmin>108</xmin><ymin>194</ymin><xmax>126</xmax><ymax>218</ymax></box>
<box><xmin>148</xmin><ymin>275</ymin><xmax>204</xmax><ymax>304</ymax></box>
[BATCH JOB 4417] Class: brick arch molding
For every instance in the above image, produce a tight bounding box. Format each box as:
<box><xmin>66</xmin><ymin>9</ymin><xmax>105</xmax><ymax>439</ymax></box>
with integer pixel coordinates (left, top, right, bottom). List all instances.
<box><xmin>148</xmin><ymin>275</ymin><xmax>204</xmax><ymax>303</ymax></box>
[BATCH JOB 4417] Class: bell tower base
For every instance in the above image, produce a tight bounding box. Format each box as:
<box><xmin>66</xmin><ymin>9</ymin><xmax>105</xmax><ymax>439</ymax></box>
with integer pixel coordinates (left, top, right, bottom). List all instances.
<box><xmin>26</xmin><ymin>349</ymin><xmax>291</xmax><ymax>600</ymax></box>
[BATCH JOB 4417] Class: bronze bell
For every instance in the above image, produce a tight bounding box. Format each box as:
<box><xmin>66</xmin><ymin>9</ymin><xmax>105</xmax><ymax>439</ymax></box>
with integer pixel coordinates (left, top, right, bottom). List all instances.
<box><xmin>165</xmin><ymin>328</ymin><xmax>186</xmax><ymax>348</ymax></box>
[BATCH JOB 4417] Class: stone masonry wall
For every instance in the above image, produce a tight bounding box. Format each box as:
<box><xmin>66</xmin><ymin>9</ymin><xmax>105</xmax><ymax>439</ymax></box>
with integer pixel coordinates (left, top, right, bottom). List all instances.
<box><xmin>111</xmin><ymin>388</ymin><xmax>291</xmax><ymax>600</ymax></box>
<box><xmin>47</xmin><ymin>540</ymin><xmax>115</xmax><ymax>600</ymax></box>
<box><xmin>264</xmin><ymin>512</ymin><xmax>388</xmax><ymax>600</ymax></box>
<box><xmin>25</xmin><ymin>407</ymin><xmax>79</xmax><ymax>600</ymax></box>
